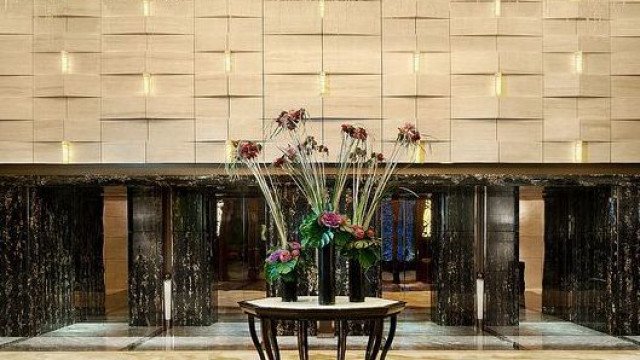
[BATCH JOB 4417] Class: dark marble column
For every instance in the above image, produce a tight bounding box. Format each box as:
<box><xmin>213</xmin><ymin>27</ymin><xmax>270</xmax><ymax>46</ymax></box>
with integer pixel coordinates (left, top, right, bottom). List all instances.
<box><xmin>172</xmin><ymin>188</ymin><xmax>216</xmax><ymax>326</ymax></box>
<box><xmin>542</xmin><ymin>187</ymin><xmax>616</xmax><ymax>333</ymax></box>
<box><xmin>484</xmin><ymin>187</ymin><xmax>519</xmax><ymax>326</ymax></box>
<box><xmin>0</xmin><ymin>186</ymin><xmax>103</xmax><ymax>336</ymax></box>
<box><xmin>432</xmin><ymin>187</ymin><xmax>476</xmax><ymax>326</ymax></box>
<box><xmin>128</xmin><ymin>187</ymin><xmax>164</xmax><ymax>326</ymax></box>
<box><xmin>0</xmin><ymin>187</ymin><xmax>33</xmax><ymax>336</ymax></box>
<box><xmin>610</xmin><ymin>186</ymin><xmax>640</xmax><ymax>335</ymax></box>
<box><xmin>72</xmin><ymin>187</ymin><xmax>106</xmax><ymax>320</ymax></box>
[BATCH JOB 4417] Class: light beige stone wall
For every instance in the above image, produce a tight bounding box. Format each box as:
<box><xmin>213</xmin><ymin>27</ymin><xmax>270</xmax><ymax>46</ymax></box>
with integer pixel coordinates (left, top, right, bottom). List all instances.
<box><xmin>103</xmin><ymin>186</ymin><xmax>128</xmax><ymax>320</ymax></box>
<box><xmin>519</xmin><ymin>186</ymin><xmax>544</xmax><ymax>311</ymax></box>
<box><xmin>0</xmin><ymin>0</ymin><xmax>638</xmax><ymax>163</ymax></box>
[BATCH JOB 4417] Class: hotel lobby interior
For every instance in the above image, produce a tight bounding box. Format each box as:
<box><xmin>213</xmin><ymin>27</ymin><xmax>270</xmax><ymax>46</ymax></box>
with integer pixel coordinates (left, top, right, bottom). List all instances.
<box><xmin>1</xmin><ymin>1</ymin><xmax>640</xmax><ymax>359</ymax></box>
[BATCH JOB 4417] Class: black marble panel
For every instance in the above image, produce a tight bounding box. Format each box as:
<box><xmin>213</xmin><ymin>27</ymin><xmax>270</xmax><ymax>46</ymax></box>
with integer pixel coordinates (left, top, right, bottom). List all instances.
<box><xmin>610</xmin><ymin>186</ymin><xmax>640</xmax><ymax>335</ymax></box>
<box><xmin>172</xmin><ymin>188</ymin><xmax>216</xmax><ymax>326</ymax></box>
<box><xmin>543</xmin><ymin>187</ymin><xmax>624</xmax><ymax>334</ymax></box>
<box><xmin>0</xmin><ymin>186</ymin><xmax>103</xmax><ymax>336</ymax></box>
<box><xmin>128</xmin><ymin>186</ymin><xmax>164</xmax><ymax>326</ymax></box>
<box><xmin>72</xmin><ymin>187</ymin><xmax>105</xmax><ymax>320</ymax></box>
<box><xmin>432</xmin><ymin>187</ymin><xmax>476</xmax><ymax>326</ymax></box>
<box><xmin>485</xmin><ymin>187</ymin><xmax>519</xmax><ymax>326</ymax></box>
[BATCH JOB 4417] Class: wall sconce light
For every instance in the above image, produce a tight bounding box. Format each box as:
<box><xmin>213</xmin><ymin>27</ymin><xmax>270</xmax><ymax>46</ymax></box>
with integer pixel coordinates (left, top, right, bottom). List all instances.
<box><xmin>224</xmin><ymin>50</ymin><xmax>232</xmax><ymax>73</ymax></box>
<box><xmin>61</xmin><ymin>141</ymin><xmax>70</xmax><ymax>164</ymax></box>
<box><xmin>413</xmin><ymin>52</ymin><xmax>421</xmax><ymax>74</ymax></box>
<box><xmin>320</xmin><ymin>71</ymin><xmax>329</xmax><ymax>96</ymax></box>
<box><xmin>143</xmin><ymin>0</ymin><xmax>151</xmax><ymax>17</ymax></box>
<box><xmin>494</xmin><ymin>72</ymin><xmax>503</xmax><ymax>97</ymax></box>
<box><xmin>163</xmin><ymin>276</ymin><xmax>173</xmax><ymax>329</ymax></box>
<box><xmin>574</xmin><ymin>140</ymin><xmax>584</xmax><ymax>163</ymax></box>
<box><xmin>574</xmin><ymin>51</ymin><xmax>583</xmax><ymax>74</ymax></box>
<box><xmin>60</xmin><ymin>50</ymin><xmax>69</xmax><ymax>74</ymax></box>
<box><xmin>476</xmin><ymin>273</ymin><xmax>485</xmax><ymax>332</ymax></box>
<box><xmin>495</xmin><ymin>0</ymin><xmax>501</xmax><ymax>17</ymax></box>
<box><xmin>143</xmin><ymin>73</ymin><xmax>151</xmax><ymax>95</ymax></box>
<box><xmin>319</xmin><ymin>0</ymin><xmax>325</xmax><ymax>18</ymax></box>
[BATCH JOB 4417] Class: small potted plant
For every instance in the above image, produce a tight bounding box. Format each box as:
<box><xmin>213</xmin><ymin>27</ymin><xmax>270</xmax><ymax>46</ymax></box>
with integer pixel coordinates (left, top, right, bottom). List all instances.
<box><xmin>265</xmin><ymin>241</ymin><xmax>303</xmax><ymax>302</ymax></box>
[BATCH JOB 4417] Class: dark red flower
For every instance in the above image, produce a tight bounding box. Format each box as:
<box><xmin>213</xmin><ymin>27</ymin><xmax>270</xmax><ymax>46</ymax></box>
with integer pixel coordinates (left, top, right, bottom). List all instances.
<box><xmin>353</xmin><ymin>225</ymin><xmax>365</xmax><ymax>240</ymax></box>
<box><xmin>239</xmin><ymin>141</ymin><xmax>261</xmax><ymax>160</ymax></box>
<box><xmin>366</xmin><ymin>228</ymin><xmax>375</xmax><ymax>239</ymax></box>
<box><xmin>273</xmin><ymin>156</ymin><xmax>286</xmax><ymax>167</ymax></box>
<box><xmin>351</xmin><ymin>127</ymin><xmax>368</xmax><ymax>140</ymax></box>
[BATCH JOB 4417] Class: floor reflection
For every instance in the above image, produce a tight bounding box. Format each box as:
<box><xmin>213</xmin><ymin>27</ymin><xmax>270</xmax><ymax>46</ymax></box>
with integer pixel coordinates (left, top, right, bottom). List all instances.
<box><xmin>1</xmin><ymin>319</ymin><xmax>638</xmax><ymax>352</ymax></box>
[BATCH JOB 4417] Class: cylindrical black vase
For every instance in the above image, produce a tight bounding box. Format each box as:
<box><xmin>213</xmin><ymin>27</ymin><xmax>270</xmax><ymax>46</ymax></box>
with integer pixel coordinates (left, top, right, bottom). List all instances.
<box><xmin>348</xmin><ymin>258</ymin><xmax>365</xmax><ymax>302</ymax></box>
<box><xmin>317</xmin><ymin>242</ymin><xmax>336</xmax><ymax>305</ymax></box>
<box><xmin>281</xmin><ymin>278</ymin><xmax>298</xmax><ymax>302</ymax></box>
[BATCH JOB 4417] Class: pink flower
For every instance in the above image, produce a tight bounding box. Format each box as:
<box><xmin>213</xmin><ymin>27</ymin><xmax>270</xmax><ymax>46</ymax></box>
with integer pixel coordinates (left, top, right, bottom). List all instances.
<box><xmin>353</xmin><ymin>225</ymin><xmax>365</xmax><ymax>240</ymax></box>
<box><xmin>291</xmin><ymin>249</ymin><xmax>300</xmax><ymax>257</ymax></box>
<box><xmin>318</xmin><ymin>212</ymin><xmax>342</xmax><ymax>228</ymax></box>
<box><xmin>279</xmin><ymin>250</ymin><xmax>292</xmax><ymax>262</ymax></box>
<box><xmin>290</xmin><ymin>242</ymin><xmax>301</xmax><ymax>251</ymax></box>
<box><xmin>284</xmin><ymin>145</ymin><xmax>297</xmax><ymax>160</ymax></box>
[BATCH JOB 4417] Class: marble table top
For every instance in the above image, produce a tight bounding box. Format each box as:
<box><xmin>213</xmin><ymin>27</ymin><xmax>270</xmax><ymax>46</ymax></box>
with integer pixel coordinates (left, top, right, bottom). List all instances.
<box><xmin>239</xmin><ymin>296</ymin><xmax>405</xmax><ymax>320</ymax></box>
<box><xmin>245</xmin><ymin>296</ymin><xmax>400</xmax><ymax>310</ymax></box>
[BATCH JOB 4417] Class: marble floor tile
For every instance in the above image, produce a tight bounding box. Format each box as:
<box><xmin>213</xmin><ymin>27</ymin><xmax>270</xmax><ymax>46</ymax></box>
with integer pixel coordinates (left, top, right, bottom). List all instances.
<box><xmin>5</xmin><ymin>336</ymin><xmax>147</xmax><ymax>351</ymax></box>
<box><xmin>2</xmin><ymin>350</ymin><xmax>640</xmax><ymax>360</ymax></box>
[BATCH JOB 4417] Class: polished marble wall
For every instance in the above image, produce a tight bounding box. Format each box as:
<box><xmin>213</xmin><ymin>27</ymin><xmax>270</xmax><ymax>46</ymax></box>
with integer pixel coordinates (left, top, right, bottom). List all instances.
<box><xmin>432</xmin><ymin>187</ymin><xmax>476</xmax><ymax>326</ymax></box>
<box><xmin>128</xmin><ymin>186</ymin><xmax>217</xmax><ymax>327</ymax></box>
<box><xmin>543</xmin><ymin>186</ymin><xmax>640</xmax><ymax>336</ymax></box>
<box><xmin>0</xmin><ymin>186</ymin><xmax>103</xmax><ymax>337</ymax></box>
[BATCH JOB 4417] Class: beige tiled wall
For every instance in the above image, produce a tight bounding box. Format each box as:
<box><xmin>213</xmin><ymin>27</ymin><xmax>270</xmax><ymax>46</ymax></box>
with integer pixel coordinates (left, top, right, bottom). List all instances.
<box><xmin>0</xmin><ymin>0</ymin><xmax>638</xmax><ymax>163</ymax></box>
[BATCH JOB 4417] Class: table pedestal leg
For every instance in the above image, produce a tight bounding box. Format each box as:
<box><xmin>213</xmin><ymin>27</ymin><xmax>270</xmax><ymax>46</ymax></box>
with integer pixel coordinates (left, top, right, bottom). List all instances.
<box><xmin>260</xmin><ymin>318</ymin><xmax>280</xmax><ymax>360</ymax></box>
<box><xmin>380</xmin><ymin>315</ymin><xmax>398</xmax><ymax>360</ymax></box>
<box><xmin>270</xmin><ymin>320</ymin><xmax>281</xmax><ymax>360</ymax></box>
<box><xmin>365</xmin><ymin>319</ymin><xmax>384</xmax><ymax>360</ymax></box>
<box><xmin>297</xmin><ymin>320</ymin><xmax>309</xmax><ymax>360</ymax></box>
<box><xmin>248</xmin><ymin>315</ymin><xmax>266</xmax><ymax>360</ymax></box>
<box><xmin>336</xmin><ymin>320</ymin><xmax>348</xmax><ymax>360</ymax></box>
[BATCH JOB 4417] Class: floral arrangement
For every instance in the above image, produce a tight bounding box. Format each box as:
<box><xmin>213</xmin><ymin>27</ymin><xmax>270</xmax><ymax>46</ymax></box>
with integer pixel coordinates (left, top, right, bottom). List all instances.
<box><xmin>269</xmin><ymin>109</ymin><xmax>352</xmax><ymax>249</ymax></box>
<box><xmin>338</xmin><ymin>122</ymin><xmax>423</xmax><ymax>269</ymax></box>
<box><xmin>264</xmin><ymin>241</ymin><xmax>302</xmax><ymax>284</ymax></box>
<box><xmin>227</xmin><ymin>139</ymin><xmax>298</xmax><ymax>284</ymax></box>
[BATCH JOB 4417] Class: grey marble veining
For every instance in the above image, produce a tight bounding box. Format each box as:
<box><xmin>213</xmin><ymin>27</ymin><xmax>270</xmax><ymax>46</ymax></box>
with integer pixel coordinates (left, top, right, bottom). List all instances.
<box><xmin>2</xmin><ymin>320</ymin><xmax>639</xmax><ymax>352</ymax></box>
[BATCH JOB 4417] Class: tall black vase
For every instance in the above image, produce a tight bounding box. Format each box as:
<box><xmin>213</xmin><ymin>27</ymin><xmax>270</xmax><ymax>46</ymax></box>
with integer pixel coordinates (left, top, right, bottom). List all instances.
<box><xmin>281</xmin><ymin>278</ymin><xmax>298</xmax><ymax>302</ymax></box>
<box><xmin>318</xmin><ymin>242</ymin><xmax>336</xmax><ymax>305</ymax></box>
<box><xmin>348</xmin><ymin>258</ymin><xmax>365</xmax><ymax>303</ymax></box>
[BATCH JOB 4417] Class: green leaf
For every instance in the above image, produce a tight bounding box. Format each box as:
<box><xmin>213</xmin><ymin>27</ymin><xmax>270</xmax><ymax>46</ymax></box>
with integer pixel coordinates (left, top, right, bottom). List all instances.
<box><xmin>299</xmin><ymin>213</ymin><xmax>323</xmax><ymax>248</ymax></box>
<box><xmin>320</xmin><ymin>230</ymin><xmax>333</xmax><ymax>248</ymax></box>
<box><xmin>334</xmin><ymin>231</ymin><xmax>351</xmax><ymax>248</ymax></box>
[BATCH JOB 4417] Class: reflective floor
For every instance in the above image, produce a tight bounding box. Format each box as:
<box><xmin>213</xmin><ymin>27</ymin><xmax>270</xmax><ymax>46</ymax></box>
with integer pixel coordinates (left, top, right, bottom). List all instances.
<box><xmin>1</xmin><ymin>319</ymin><xmax>639</xmax><ymax>352</ymax></box>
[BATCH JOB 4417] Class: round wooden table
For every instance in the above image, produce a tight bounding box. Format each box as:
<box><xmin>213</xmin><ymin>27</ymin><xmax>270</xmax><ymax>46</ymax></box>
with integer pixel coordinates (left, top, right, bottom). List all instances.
<box><xmin>238</xmin><ymin>296</ymin><xmax>406</xmax><ymax>360</ymax></box>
